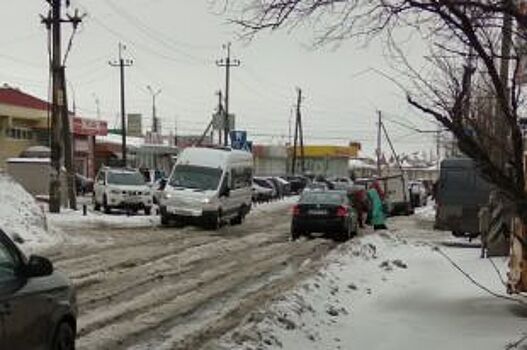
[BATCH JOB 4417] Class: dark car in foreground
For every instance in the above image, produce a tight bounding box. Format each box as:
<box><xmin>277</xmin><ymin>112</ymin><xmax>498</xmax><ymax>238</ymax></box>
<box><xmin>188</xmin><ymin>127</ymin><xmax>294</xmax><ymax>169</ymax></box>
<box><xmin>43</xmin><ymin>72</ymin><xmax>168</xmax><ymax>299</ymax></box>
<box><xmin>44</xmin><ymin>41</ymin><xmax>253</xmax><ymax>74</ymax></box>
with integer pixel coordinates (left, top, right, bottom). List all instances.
<box><xmin>291</xmin><ymin>190</ymin><xmax>358</xmax><ymax>241</ymax></box>
<box><xmin>0</xmin><ymin>229</ymin><xmax>77</xmax><ymax>350</ymax></box>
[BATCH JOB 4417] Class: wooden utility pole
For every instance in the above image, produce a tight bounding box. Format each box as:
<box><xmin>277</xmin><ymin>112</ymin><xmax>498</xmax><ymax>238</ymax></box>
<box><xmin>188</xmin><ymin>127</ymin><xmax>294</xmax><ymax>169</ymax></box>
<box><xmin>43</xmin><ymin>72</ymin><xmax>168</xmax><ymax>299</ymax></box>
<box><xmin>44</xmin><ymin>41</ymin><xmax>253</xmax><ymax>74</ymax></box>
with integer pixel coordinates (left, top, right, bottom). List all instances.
<box><xmin>42</xmin><ymin>0</ymin><xmax>83</xmax><ymax>213</ymax></box>
<box><xmin>61</xmin><ymin>69</ymin><xmax>77</xmax><ymax>210</ymax></box>
<box><xmin>291</xmin><ymin>88</ymin><xmax>305</xmax><ymax>175</ymax></box>
<box><xmin>216</xmin><ymin>90</ymin><xmax>223</xmax><ymax>145</ymax></box>
<box><xmin>147</xmin><ymin>85</ymin><xmax>162</xmax><ymax>133</ymax></box>
<box><xmin>216</xmin><ymin>43</ymin><xmax>240</xmax><ymax>146</ymax></box>
<box><xmin>109</xmin><ymin>43</ymin><xmax>133</xmax><ymax>167</ymax></box>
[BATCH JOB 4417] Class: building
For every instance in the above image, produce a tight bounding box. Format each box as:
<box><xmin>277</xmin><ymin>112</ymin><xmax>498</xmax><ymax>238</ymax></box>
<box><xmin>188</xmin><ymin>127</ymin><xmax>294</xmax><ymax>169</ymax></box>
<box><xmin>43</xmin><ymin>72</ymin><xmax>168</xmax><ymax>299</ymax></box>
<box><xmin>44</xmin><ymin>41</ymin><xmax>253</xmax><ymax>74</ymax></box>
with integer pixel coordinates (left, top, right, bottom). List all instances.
<box><xmin>290</xmin><ymin>145</ymin><xmax>360</xmax><ymax>177</ymax></box>
<box><xmin>253</xmin><ymin>145</ymin><xmax>288</xmax><ymax>176</ymax></box>
<box><xmin>0</xmin><ymin>85</ymin><xmax>107</xmax><ymax>178</ymax></box>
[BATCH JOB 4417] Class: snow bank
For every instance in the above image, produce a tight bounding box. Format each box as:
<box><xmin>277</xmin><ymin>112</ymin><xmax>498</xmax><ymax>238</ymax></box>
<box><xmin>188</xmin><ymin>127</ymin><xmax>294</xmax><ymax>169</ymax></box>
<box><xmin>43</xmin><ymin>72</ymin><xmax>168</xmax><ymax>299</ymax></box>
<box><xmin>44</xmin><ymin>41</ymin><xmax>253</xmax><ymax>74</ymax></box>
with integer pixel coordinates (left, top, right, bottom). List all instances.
<box><xmin>0</xmin><ymin>174</ymin><xmax>61</xmax><ymax>253</ymax></box>
<box><xmin>216</xmin><ymin>231</ymin><xmax>526</xmax><ymax>350</ymax></box>
<box><xmin>47</xmin><ymin>209</ymin><xmax>160</xmax><ymax>230</ymax></box>
<box><xmin>415</xmin><ymin>200</ymin><xmax>436</xmax><ymax>221</ymax></box>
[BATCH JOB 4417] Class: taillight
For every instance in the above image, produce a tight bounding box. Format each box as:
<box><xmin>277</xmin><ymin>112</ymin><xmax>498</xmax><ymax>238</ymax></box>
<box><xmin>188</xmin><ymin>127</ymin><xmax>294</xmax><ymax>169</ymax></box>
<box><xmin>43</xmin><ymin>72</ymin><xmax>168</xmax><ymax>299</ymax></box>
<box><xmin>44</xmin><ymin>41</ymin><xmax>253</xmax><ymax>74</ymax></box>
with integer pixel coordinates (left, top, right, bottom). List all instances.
<box><xmin>292</xmin><ymin>204</ymin><xmax>301</xmax><ymax>216</ymax></box>
<box><xmin>336</xmin><ymin>205</ymin><xmax>349</xmax><ymax>217</ymax></box>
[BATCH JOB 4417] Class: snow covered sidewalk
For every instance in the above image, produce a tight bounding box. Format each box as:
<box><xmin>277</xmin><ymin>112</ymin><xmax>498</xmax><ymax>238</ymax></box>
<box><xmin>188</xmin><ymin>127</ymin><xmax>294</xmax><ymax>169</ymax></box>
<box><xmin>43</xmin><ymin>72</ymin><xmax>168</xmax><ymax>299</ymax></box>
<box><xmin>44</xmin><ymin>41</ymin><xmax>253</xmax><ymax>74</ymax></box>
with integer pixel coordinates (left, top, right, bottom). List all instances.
<box><xmin>214</xmin><ymin>228</ymin><xmax>527</xmax><ymax>350</ymax></box>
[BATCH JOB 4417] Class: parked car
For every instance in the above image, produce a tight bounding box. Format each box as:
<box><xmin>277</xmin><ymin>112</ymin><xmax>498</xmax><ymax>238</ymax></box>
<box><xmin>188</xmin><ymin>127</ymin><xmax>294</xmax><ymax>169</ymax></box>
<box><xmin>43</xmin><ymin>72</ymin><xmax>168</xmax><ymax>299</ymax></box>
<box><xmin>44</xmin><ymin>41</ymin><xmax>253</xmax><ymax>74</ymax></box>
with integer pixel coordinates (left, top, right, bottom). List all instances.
<box><xmin>93</xmin><ymin>167</ymin><xmax>153</xmax><ymax>215</ymax></box>
<box><xmin>160</xmin><ymin>147</ymin><xmax>254</xmax><ymax>229</ymax></box>
<box><xmin>252</xmin><ymin>182</ymin><xmax>273</xmax><ymax>202</ymax></box>
<box><xmin>303</xmin><ymin>181</ymin><xmax>329</xmax><ymax>192</ymax></box>
<box><xmin>273</xmin><ymin>176</ymin><xmax>291</xmax><ymax>196</ymax></box>
<box><xmin>291</xmin><ymin>190</ymin><xmax>358</xmax><ymax>242</ymax></box>
<box><xmin>0</xmin><ymin>228</ymin><xmax>77</xmax><ymax>350</ymax></box>
<box><xmin>329</xmin><ymin>176</ymin><xmax>354</xmax><ymax>191</ymax></box>
<box><xmin>408</xmin><ymin>180</ymin><xmax>428</xmax><ymax>208</ymax></box>
<box><xmin>253</xmin><ymin>177</ymin><xmax>279</xmax><ymax>199</ymax></box>
<box><xmin>284</xmin><ymin>175</ymin><xmax>308</xmax><ymax>194</ymax></box>
<box><xmin>266</xmin><ymin>177</ymin><xmax>286</xmax><ymax>198</ymax></box>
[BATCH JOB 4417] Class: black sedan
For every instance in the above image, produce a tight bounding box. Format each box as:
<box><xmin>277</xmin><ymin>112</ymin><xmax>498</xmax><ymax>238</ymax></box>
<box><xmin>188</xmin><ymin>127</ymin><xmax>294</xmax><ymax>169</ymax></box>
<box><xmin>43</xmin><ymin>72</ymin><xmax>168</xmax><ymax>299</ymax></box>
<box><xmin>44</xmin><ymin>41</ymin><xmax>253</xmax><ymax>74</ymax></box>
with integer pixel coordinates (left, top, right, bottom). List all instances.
<box><xmin>291</xmin><ymin>190</ymin><xmax>359</xmax><ymax>241</ymax></box>
<box><xmin>0</xmin><ymin>229</ymin><xmax>77</xmax><ymax>350</ymax></box>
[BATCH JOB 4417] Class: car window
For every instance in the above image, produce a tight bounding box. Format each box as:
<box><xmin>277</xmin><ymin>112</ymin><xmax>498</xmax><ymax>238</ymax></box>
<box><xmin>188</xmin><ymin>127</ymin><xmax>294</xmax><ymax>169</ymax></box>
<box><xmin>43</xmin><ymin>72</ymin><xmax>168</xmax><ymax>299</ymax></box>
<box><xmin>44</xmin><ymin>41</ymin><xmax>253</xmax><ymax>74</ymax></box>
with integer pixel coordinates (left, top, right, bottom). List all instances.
<box><xmin>0</xmin><ymin>239</ymin><xmax>18</xmax><ymax>282</ymax></box>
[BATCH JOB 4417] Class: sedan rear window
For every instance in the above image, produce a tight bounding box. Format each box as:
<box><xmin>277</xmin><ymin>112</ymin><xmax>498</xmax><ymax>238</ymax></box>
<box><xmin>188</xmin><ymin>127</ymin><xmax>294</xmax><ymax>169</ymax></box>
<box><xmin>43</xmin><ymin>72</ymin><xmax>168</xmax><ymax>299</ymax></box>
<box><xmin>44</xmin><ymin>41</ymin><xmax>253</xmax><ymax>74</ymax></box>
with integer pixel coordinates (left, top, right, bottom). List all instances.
<box><xmin>300</xmin><ymin>192</ymin><xmax>345</xmax><ymax>204</ymax></box>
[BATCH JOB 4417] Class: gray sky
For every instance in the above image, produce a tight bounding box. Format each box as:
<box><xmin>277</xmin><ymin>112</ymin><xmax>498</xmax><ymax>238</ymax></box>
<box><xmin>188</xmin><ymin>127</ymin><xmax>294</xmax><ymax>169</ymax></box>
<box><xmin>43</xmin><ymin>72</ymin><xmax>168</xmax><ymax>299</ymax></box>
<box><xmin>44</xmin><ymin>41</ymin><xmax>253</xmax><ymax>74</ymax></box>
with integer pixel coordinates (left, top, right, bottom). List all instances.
<box><xmin>0</xmin><ymin>0</ymin><xmax>439</xmax><ymax>157</ymax></box>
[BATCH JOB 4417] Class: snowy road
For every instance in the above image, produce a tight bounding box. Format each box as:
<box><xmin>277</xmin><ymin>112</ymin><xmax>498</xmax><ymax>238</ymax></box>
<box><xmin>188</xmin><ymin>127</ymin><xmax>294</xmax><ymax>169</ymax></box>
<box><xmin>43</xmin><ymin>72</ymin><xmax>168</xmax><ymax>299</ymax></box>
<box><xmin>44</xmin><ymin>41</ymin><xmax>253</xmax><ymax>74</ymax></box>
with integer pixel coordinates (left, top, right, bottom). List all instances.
<box><xmin>42</xmin><ymin>200</ymin><xmax>337</xmax><ymax>350</ymax></box>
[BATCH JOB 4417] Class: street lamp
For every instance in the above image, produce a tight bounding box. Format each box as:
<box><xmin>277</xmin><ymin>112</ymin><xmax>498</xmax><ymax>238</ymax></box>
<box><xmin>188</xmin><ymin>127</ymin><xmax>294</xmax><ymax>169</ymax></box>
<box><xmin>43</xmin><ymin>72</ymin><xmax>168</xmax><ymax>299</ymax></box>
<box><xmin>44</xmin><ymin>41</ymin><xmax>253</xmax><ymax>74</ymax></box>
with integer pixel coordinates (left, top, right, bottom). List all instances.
<box><xmin>146</xmin><ymin>85</ymin><xmax>162</xmax><ymax>133</ymax></box>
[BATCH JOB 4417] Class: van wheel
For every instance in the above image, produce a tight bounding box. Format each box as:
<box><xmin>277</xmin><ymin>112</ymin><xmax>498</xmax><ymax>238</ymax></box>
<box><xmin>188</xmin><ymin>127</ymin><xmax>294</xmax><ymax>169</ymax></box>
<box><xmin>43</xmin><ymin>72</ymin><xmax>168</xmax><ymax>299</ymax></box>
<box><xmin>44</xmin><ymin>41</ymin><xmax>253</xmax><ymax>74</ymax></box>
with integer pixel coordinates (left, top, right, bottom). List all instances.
<box><xmin>52</xmin><ymin>321</ymin><xmax>75</xmax><ymax>350</ymax></box>
<box><xmin>207</xmin><ymin>211</ymin><xmax>221</xmax><ymax>230</ymax></box>
<box><xmin>144</xmin><ymin>207</ymin><xmax>152</xmax><ymax>215</ymax></box>
<box><xmin>231</xmin><ymin>206</ymin><xmax>247</xmax><ymax>226</ymax></box>
<box><xmin>93</xmin><ymin>199</ymin><xmax>100</xmax><ymax>211</ymax></box>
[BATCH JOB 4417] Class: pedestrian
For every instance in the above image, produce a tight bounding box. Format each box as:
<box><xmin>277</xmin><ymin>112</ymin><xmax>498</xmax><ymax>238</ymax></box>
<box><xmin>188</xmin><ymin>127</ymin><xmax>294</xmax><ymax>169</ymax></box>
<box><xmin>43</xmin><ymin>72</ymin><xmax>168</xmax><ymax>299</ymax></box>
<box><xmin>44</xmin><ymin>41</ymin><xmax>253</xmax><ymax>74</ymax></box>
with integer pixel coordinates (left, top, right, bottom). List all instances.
<box><xmin>367</xmin><ymin>185</ymin><xmax>387</xmax><ymax>230</ymax></box>
<box><xmin>371</xmin><ymin>178</ymin><xmax>385</xmax><ymax>201</ymax></box>
<box><xmin>351</xmin><ymin>186</ymin><xmax>368</xmax><ymax>228</ymax></box>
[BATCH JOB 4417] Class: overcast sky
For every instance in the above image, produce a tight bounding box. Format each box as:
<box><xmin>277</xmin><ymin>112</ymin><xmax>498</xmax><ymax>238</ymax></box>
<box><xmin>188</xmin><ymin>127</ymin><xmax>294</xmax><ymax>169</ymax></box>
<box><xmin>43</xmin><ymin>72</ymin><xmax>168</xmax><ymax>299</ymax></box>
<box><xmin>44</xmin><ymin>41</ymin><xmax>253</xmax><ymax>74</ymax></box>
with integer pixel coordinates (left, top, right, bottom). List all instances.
<box><xmin>0</xmin><ymin>0</ymin><xmax>439</xmax><ymax>157</ymax></box>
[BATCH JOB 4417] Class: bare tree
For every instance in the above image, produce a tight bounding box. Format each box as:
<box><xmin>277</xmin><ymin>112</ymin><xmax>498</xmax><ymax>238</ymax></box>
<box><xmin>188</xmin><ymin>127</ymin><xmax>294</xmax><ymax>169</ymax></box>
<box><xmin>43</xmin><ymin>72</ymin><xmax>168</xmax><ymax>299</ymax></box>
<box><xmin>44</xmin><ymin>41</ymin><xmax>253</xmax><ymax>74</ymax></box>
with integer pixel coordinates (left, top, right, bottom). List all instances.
<box><xmin>225</xmin><ymin>0</ymin><xmax>527</xmax><ymax>291</ymax></box>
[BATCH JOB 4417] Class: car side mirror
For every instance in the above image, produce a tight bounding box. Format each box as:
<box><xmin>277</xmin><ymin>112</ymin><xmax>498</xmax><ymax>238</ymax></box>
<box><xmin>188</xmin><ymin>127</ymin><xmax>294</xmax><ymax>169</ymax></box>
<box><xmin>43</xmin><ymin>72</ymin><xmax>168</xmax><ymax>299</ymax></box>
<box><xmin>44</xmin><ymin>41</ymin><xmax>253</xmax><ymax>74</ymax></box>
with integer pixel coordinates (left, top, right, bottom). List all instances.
<box><xmin>25</xmin><ymin>255</ymin><xmax>53</xmax><ymax>278</ymax></box>
<box><xmin>221</xmin><ymin>187</ymin><xmax>231</xmax><ymax>197</ymax></box>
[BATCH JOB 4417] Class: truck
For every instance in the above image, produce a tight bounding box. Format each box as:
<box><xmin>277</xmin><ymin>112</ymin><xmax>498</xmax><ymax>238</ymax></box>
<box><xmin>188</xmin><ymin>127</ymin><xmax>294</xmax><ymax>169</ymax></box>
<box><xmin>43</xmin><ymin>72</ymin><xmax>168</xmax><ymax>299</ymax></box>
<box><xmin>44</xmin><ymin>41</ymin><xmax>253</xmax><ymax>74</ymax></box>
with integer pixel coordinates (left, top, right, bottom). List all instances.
<box><xmin>435</xmin><ymin>157</ymin><xmax>492</xmax><ymax>238</ymax></box>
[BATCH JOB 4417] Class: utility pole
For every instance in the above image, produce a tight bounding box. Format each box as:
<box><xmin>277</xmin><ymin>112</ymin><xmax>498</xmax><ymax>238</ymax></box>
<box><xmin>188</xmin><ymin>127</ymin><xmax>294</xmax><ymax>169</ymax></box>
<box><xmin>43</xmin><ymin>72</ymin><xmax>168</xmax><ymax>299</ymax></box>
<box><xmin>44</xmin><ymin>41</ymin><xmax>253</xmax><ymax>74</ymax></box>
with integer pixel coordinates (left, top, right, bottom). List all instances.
<box><xmin>376</xmin><ymin>110</ymin><xmax>382</xmax><ymax>177</ymax></box>
<box><xmin>216</xmin><ymin>43</ymin><xmax>240</xmax><ymax>146</ymax></box>
<box><xmin>174</xmin><ymin>115</ymin><xmax>178</xmax><ymax>147</ymax></box>
<box><xmin>380</xmin><ymin>120</ymin><xmax>408</xmax><ymax>205</ymax></box>
<box><xmin>291</xmin><ymin>88</ymin><xmax>305</xmax><ymax>174</ymax></box>
<box><xmin>109</xmin><ymin>43</ymin><xmax>133</xmax><ymax>167</ymax></box>
<box><xmin>93</xmin><ymin>93</ymin><xmax>101</xmax><ymax>119</ymax></box>
<box><xmin>61</xmin><ymin>68</ymin><xmax>76</xmax><ymax>210</ymax></box>
<box><xmin>216</xmin><ymin>90</ymin><xmax>223</xmax><ymax>145</ymax></box>
<box><xmin>147</xmin><ymin>85</ymin><xmax>161</xmax><ymax>133</ymax></box>
<box><xmin>42</xmin><ymin>0</ymin><xmax>83</xmax><ymax>213</ymax></box>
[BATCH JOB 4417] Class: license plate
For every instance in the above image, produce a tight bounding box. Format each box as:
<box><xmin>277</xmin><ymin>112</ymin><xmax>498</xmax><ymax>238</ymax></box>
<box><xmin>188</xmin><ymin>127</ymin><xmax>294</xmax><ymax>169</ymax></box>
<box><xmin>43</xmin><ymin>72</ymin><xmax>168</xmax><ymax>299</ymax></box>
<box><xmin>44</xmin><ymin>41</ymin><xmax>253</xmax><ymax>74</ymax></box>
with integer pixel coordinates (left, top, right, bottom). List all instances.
<box><xmin>308</xmin><ymin>209</ymin><xmax>327</xmax><ymax>215</ymax></box>
<box><xmin>128</xmin><ymin>196</ymin><xmax>141</xmax><ymax>202</ymax></box>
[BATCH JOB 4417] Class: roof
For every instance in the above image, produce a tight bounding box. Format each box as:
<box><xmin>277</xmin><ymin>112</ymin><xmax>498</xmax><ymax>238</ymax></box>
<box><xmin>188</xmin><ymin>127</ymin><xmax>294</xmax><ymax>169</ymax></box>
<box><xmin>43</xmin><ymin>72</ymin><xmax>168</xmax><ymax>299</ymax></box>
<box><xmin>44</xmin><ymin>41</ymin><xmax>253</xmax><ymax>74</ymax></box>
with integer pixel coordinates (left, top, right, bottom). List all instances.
<box><xmin>0</xmin><ymin>87</ymin><xmax>49</xmax><ymax>111</ymax></box>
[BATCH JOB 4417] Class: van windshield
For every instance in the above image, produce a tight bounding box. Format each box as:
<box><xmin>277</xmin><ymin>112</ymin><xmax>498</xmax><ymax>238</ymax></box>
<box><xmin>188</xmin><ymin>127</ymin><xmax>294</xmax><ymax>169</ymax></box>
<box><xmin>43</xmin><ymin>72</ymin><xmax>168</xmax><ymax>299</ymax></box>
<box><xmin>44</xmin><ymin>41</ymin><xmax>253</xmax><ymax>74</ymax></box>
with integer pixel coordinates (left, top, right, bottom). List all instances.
<box><xmin>169</xmin><ymin>165</ymin><xmax>223</xmax><ymax>191</ymax></box>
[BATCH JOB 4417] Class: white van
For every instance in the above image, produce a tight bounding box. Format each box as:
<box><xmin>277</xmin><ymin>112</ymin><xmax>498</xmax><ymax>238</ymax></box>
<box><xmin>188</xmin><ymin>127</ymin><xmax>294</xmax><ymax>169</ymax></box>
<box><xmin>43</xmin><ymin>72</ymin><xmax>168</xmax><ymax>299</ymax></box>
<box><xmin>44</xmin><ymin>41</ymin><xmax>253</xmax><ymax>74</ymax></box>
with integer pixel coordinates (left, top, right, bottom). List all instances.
<box><xmin>160</xmin><ymin>147</ymin><xmax>253</xmax><ymax>229</ymax></box>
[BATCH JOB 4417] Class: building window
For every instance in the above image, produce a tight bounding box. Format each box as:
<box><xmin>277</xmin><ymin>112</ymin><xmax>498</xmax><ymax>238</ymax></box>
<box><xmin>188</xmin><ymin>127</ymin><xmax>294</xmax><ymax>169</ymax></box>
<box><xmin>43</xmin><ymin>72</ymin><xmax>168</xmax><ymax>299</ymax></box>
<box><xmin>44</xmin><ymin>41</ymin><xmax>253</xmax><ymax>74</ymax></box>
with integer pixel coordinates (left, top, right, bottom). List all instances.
<box><xmin>6</xmin><ymin>127</ymin><xmax>33</xmax><ymax>140</ymax></box>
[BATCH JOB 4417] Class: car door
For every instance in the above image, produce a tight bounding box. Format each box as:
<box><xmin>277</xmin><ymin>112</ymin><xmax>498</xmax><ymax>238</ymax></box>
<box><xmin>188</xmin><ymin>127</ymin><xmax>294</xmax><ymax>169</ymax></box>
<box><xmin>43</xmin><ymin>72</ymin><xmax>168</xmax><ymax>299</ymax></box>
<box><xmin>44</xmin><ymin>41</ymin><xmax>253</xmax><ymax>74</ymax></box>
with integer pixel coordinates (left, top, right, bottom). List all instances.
<box><xmin>0</xmin><ymin>233</ymin><xmax>53</xmax><ymax>350</ymax></box>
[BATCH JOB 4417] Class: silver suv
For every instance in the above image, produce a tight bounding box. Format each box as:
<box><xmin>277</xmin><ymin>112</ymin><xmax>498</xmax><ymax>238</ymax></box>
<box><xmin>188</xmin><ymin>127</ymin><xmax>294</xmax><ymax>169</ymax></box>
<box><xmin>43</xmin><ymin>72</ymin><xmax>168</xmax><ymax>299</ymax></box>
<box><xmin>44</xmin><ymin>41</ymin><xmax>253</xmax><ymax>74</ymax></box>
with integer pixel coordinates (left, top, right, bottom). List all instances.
<box><xmin>93</xmin><ymin>167</ymin><xmax>153</xmax><ymax>215</ymax></box>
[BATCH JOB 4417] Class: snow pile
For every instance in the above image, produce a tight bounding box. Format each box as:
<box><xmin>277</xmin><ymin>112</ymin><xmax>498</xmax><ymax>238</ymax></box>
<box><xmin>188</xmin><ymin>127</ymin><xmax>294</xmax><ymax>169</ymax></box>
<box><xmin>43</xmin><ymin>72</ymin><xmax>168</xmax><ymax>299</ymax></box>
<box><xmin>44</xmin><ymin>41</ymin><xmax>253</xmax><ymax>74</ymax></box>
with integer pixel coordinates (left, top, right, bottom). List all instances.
<box><xmin>47</xmin><ymin>209</ymin><xmax>160</xmax><ymax>230</ymax></box>
<box><xmin>215</xmin><ymin>231</ymin><xmax>526</xmax><ymax>350</ymax></box>
<box><xmin>0</xmin><ymin>174</ymin><xmax>61</xmax><ymax>252</ymax></box>
<box><xmin>415</xmin><ymin>200</ymin><xmax>436</xmax><ymax>221</ymax></box>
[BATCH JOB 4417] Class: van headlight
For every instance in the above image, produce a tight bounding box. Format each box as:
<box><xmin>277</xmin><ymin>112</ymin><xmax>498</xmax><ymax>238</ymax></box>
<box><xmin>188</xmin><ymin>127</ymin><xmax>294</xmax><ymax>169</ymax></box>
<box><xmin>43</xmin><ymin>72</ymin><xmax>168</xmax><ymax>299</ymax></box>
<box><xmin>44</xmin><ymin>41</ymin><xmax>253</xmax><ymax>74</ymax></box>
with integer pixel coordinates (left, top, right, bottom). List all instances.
<box><xmin>163</xmin><ymin>193</ymin><xmax>173</xmax><ymax>200</ymax></box>
<box><xmin>202</xmin><ymin>198</ymin><xmax>210</xmax><ymax>204</ymax></box>
<box><xmin>110</xmin><ymin>189</ymin><xmax>121</xmax><ymax>195</ymax></box>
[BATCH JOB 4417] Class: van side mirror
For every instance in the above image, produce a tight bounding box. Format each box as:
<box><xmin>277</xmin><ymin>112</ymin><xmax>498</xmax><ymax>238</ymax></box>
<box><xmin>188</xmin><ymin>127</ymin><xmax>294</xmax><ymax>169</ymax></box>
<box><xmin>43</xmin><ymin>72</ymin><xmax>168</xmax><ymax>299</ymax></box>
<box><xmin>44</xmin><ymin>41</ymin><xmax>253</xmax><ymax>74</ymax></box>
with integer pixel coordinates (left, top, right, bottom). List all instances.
<box><xmin>24</xmin><ymin>255</ymin><xmax>53</xmax><ymax>278</ymax></box>
<box><xmin>221</xmin><ymin>187</ymin><xmax>231</xmax><ymax>197</ymax></box>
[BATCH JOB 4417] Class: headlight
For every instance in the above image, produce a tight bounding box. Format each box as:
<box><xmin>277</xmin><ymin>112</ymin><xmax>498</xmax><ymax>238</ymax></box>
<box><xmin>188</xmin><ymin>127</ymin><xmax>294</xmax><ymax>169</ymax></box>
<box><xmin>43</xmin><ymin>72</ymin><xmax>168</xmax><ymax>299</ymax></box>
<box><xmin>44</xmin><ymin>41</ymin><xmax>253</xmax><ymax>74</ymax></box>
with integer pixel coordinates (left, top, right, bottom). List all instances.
<box><xmin>202</xmin><ymin>198</ymin><xmax>210</xmax><ymax>204</ymax></box>
<box><xmin>110</xmin><ymin>189</ymin><xmax>120</xmax><ymax>195</ymax></box>
<box><xmin>163</xmin><ymin>193</ymin><xmax>172</xmax><ymax>199</ymax></box>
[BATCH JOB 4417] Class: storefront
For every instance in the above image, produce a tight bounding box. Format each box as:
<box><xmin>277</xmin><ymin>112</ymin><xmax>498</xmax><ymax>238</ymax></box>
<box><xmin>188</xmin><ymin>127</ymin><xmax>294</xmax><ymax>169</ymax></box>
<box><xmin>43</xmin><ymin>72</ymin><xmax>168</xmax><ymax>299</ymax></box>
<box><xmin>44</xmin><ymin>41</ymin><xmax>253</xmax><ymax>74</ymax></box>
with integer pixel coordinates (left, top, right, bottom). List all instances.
<box><xmin>72</xmin><ymin>117</ymin><xmax>108</xmax><ymax>178</ymax></box>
